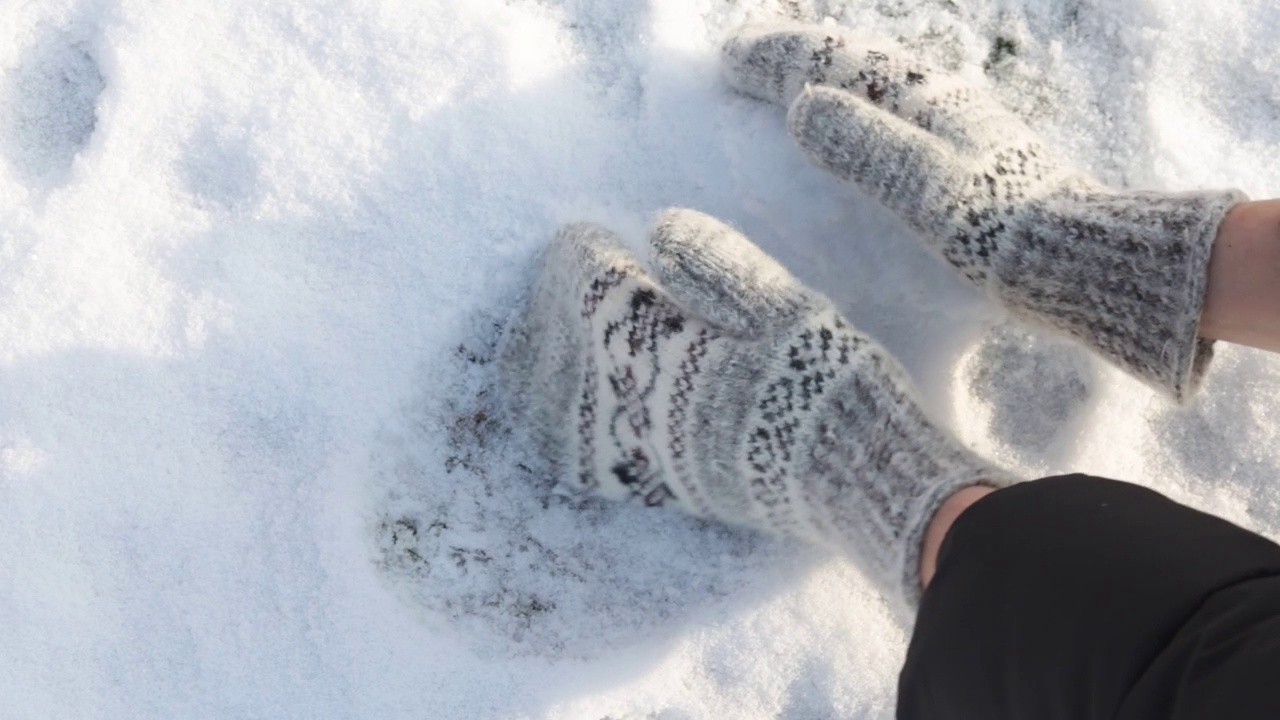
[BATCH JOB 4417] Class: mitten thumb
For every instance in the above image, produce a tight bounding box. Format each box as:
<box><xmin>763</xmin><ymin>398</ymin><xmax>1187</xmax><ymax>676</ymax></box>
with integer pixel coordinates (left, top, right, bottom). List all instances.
<box><xmin>648</xmin><ymin>209</ymin><xmax>813</xmax><ymax>335</ymax></box>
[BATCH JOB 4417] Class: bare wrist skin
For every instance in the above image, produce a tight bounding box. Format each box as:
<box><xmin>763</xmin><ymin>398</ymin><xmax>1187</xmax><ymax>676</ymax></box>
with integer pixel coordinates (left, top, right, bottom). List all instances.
<box><xmin>920</xmin><ymin>485</ymin><xmax>996</xmax><ymax>589</ymax></box>
<box><xmin>1200</xmin><ymin>199</ymin><xmax>1280</xmax><ymax>353</ymax></box>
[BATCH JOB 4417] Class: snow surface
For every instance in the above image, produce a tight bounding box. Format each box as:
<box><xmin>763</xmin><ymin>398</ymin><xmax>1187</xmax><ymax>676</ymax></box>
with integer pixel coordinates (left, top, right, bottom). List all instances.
<box><xmin>1</xmin><ymin>0</ymin><xmax>1279</xmax><ymax>718</ymax></box>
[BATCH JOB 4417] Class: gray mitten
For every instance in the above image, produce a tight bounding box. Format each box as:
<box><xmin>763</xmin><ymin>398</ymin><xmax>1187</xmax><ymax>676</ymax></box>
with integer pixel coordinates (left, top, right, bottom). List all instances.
<box><xmin>500</xmin><ymin>208</ymin><xmax>1016</xmax><ymax>615</ymax></box>
<box><xmin>722</xmin><ymin>24</ymin><xmax>1247</xmax><ymax>401</ymax></box>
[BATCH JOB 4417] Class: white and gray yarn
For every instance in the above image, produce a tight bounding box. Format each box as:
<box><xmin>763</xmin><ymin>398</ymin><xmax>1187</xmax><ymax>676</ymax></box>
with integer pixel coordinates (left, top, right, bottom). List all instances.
<box><xmin>501</xmin><ymin>209</ymin><xmax>1015</xmax><ymax>616</ymax></box>
<box><xmin>722</xmin><ymin>24</ymin><xmax>1246</xmax><ymax>401</ymax></box>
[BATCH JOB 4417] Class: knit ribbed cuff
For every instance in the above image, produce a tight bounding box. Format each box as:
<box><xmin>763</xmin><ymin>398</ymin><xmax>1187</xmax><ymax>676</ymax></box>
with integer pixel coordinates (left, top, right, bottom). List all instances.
<box><xmin>1165</xmin><ymin>189</ymin><xmax>1248</xmax><ymax>402</ymax></box>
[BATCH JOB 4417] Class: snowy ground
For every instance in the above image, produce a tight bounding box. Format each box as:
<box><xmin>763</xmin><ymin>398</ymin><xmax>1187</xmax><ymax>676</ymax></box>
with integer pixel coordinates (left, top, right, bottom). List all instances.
<box><xmin>2</xmin><ymin>0</ymin><xmax>1279</xmax><ymax>718</ymax></box>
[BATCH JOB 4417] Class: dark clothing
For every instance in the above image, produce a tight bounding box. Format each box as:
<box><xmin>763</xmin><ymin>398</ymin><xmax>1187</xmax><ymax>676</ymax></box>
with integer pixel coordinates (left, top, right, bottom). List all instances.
<box><xmin>898</xmin><ymin>475</ymin><xmax>1280</xmax><ymax>719</ymax></box>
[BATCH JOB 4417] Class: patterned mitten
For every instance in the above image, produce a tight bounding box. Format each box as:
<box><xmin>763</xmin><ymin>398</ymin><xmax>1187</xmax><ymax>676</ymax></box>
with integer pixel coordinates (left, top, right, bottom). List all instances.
<box><xmin>500</xmin><ymin>208</ymin><xmax>1017</xmax><ymax>614</ymax></box>
<box><xmin>721</xmin><ymin>24</ymin><xmax>1247</xmax><ymax>401</ymax></box>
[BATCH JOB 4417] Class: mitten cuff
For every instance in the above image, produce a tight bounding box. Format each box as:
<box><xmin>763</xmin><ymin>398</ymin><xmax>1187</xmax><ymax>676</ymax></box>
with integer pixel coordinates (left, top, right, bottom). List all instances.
<box><xmin>1160</xmin><ymin>189</ymin><xmax>1247</xmax><ymax>401</ymax></box>
<box><xmin>1000</xmin><ymin>188</ymin><xmax>1246</xmax><ymax>402</ymax></box>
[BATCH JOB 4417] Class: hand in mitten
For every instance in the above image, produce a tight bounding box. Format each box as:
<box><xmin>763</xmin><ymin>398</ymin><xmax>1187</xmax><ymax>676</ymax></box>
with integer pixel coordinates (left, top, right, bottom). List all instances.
<box><xmin>500</xmin><ymin>208</ymin><xmax>1015</xmax><ymax>615</ymax></box>
<box><xmin>721</xmin><ymin>24</ymin><xmax>1246</xmax><ymax>401</ymax></box>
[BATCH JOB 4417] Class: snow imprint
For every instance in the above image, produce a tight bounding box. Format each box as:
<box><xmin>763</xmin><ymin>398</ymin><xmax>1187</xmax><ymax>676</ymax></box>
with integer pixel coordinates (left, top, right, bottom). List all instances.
<box><xmin>0</xmin><ymin>24</ymin><xmax>104</xmax><ymax>186</ymax></box>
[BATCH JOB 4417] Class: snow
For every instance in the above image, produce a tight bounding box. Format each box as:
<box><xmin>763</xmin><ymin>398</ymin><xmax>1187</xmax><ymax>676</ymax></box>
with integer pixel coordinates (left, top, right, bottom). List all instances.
<box><xmin>1</xmin><ymin>0</ymin><xmax>1278</xmax><ymax>717</ymax></box>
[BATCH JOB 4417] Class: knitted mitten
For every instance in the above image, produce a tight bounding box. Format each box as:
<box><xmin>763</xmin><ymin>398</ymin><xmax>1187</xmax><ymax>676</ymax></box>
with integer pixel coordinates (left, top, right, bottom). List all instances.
<box><xmin>721</xmin><ymin>24</ymin><xmax>1247</xmax><ymax>401</ymax></box>
<box><xmin>500</xmin><ymin>208</ymin><xmax>1016</xmax><ymax>614</ymax></box>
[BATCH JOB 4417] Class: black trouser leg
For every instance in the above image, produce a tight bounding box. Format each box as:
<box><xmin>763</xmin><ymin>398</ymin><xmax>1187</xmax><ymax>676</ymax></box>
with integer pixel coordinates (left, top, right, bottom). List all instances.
<box><xmin>898</xmin><ymin>474</ymin><xmax>1280</xmax><ymax>720</ymax></box>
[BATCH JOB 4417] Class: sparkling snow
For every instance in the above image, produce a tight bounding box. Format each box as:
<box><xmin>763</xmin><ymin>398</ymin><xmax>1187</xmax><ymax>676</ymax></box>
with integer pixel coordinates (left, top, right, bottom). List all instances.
<box><xmin>1</xmin><ymin>0</ymin><xmax>1278</xmax><ymax>718</ymax></box>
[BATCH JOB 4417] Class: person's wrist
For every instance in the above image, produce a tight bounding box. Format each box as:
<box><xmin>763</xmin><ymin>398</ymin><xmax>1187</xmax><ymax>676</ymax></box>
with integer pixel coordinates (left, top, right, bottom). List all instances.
<box><xmin>920</xmin><ymin>485</ymin><xmax>997</xmax><ymax>589</ymax></box>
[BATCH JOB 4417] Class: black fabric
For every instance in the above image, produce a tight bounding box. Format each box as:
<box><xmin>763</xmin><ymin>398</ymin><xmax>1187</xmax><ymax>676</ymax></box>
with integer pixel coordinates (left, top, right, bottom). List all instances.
<box><xmin>897</xmin><ymin>474</ymin><xmax>1280</xmax><ymax>720</ymax></box>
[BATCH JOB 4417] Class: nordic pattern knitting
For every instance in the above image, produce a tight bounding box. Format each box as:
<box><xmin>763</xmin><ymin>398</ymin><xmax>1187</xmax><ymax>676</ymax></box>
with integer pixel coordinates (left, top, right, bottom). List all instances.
<box><xmin>722</xmin><ymin>24</ymin><xmax>1246</xmax><ymax>401</ymax></box>
<box><xmin>500</xmin><ymin>210</ymin><xmax>1015</xmax><ymax>616</ymax></box>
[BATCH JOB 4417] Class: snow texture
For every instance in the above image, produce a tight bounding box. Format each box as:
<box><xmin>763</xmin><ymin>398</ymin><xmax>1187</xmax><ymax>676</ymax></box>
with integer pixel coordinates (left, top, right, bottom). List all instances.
<box><xmin>0</xmin><ymin>0</ymin><xmax>1277</xmax><ymax>718</ymax></box>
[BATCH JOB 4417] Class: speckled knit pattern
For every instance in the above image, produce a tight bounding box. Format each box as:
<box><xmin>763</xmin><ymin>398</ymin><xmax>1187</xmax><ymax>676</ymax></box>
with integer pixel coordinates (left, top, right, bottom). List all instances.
<box><xmin>722</xmin><ymin>24</ymin><xmax>1246</xmax><ymax>401</ymax></box>
<box><xmin>500</xmin><ymin>209</ymin><xmax>1015</xmax><ymax>615</ymax></box>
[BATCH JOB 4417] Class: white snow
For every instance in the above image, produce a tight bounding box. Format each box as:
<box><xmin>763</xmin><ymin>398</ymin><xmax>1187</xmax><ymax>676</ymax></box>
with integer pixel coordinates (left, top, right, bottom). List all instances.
<box><xmin>1</xmin><ymin>0</ymin><xmax>1278</xmax><ymax>718</ymax></box>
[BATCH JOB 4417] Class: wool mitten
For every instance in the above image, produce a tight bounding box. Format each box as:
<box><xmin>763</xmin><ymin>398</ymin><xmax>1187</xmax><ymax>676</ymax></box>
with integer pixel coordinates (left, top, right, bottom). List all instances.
<box><xmin>721</xmin><ymin>24</ymin><xmax>1246</xmax><ymax>401</ymax></box>
<box><xmin>500</xmin><ymin>208</ymin><xmax>1016</xmax><ymax>614</ymax></box>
